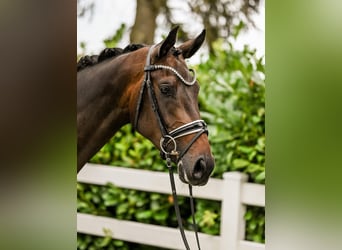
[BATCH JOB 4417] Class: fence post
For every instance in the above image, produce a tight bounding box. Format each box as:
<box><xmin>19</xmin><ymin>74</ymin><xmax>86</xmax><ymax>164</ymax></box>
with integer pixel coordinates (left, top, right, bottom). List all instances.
<box><xmin>220</xmin><ymin>172</ymin><xmax>248</xmax><ymax>250</ymax></box>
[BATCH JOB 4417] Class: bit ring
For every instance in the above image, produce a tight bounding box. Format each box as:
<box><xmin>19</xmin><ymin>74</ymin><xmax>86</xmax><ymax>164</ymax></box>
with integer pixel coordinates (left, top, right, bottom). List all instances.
<box><xmin>160</xmin><ymin>135</ymin><xmax>177</xmax><ymax>155</ymax></box>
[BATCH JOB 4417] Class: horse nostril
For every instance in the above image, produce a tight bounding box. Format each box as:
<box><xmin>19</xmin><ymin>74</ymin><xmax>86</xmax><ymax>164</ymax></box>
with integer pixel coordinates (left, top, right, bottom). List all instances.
<box><xmin>193</xmin><ymin>158</ymin><xmax>206</xmax><ymax>179</ymax></box>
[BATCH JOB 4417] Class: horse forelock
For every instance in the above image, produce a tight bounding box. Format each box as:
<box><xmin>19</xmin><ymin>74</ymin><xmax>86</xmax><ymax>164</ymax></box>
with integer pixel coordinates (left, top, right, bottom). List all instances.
<box><xmin>171</xmin><ymin>46</ymin><xmax>182</xmax><ymax>57</ymax></box>
<box><xmin>77</xmin><ymin>44</ymin><xmax>146</xmax><ymax>72</ymax></box>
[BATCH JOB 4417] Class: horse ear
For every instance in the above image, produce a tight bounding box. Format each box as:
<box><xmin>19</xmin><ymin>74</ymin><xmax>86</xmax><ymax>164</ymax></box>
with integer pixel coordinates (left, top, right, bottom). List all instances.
<box><xmin>178</xmin><ymin>29</ymin><xmax>206</xmax><ymax>59</ymax></box>
<box><xmin>158</xmin><ymin>26</ymin><xmax>179</xmax><ymax>58</ymax></box>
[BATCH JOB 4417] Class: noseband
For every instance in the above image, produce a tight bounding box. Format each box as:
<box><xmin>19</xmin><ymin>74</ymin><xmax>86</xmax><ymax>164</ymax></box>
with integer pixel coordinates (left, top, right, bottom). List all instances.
<box><xmin>133</xmin><ymin>45</ymin><xmax>208</xmax><ymax>249</ymax></box>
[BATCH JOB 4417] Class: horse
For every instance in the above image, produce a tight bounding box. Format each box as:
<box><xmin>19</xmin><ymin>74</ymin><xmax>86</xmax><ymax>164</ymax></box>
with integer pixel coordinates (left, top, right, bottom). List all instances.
<box><xmin>77</xmin><ymin>26</ymin><xmax>215</xmax><ymax>186</ymax></box>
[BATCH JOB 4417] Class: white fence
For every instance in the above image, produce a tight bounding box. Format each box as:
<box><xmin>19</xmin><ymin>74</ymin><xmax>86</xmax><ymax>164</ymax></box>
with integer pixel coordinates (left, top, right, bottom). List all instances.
<box><xmin>77</xmin><ymin>163</ymin><xmax>265</xmax><ymax>250</ymax></box>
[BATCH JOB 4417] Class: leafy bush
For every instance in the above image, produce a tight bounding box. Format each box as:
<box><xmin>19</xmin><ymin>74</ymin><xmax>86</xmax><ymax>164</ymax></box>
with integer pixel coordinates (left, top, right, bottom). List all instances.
<box><xmin>197</xmin><ymin>39</ymin><xmax>265</xmax><ymax>183</ymax></box>
<box><xmin>77</xmin><ymin>40</ymin><xmax>265</xmax><ymax>249</ymax></box>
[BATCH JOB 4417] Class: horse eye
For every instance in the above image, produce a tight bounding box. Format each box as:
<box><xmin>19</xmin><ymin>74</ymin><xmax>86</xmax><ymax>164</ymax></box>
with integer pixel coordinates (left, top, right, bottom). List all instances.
<box><xmin>160</xmin><ymin>85</ymin><xmax>172</xmax><ymax>96</ymax></box>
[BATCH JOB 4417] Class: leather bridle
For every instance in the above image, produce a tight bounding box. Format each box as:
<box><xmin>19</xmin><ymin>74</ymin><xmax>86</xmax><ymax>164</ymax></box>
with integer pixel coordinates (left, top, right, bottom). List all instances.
<box><xmin>133</xmin><ymin>45</ymin><xmax>208</xmax><ymax>249</ymax></box>
<box><xmin>134</xmin><ymin>45</ymin><xmax>208</xmax><ymax>162</ymax></box>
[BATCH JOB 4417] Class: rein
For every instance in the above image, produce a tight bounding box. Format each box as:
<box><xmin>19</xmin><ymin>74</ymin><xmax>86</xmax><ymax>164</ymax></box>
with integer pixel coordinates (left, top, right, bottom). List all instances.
<box><xmin>134</xmin><ymin>45</ymin><xmax>208</xmax><ymax>249</ymax></box>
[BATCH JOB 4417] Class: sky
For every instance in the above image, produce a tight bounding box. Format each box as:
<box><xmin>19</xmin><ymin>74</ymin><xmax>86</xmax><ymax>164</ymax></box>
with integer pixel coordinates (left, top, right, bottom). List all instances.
<box><xmin>77</xmin><ymin>0</ymin><xmax>264</xmax><ymax>62</ymax></box>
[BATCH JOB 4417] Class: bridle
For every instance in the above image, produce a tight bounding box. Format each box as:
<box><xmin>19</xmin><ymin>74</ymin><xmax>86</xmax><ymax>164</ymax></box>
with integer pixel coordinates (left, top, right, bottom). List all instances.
<box><xmin>134</xmin><ymin>45</ymin><xmax>208</xmax><ymax>160</ymax></box>
<box><xmin>133</xmin><ymin>45</ymin><xmax>208</xmax><ymax>249</ymax></box>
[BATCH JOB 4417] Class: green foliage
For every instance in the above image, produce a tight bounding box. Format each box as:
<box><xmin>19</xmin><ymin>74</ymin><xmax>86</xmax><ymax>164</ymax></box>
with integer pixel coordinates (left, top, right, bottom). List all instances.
<box><xmin>77</xmin><ymin>39</ymin><xmax>265</xmax><ymax>248</ymax></box>
<box><xmin>190</xmin><ymin>199</ymin><xmax>221</xmax><ymax>235</ymax></box>
<box><xmin>78</xmin><ymin>233</ymin><xmax>128</xmax><ymax>250</ymax></box>
<box><xmin>77</xmin><ymin>182</ymin><xmax>181</xmax><ymax>225</ymax></box>
<box><xmin>244</xmin><ymin>206</ymin><xmax>265</xmax><ymax>243</ymax></box>
<box><xmin>90</xmin><ymin>125</ymin><xmax>165</xmax><ymax>171</ymax></box>
<box><xmin>197</xmin><ymin>39</ymin><xmax>265</xmax><ymax>184</ymax></box>
<box><xmin>103</xmin><ymin>23</ymin><xmax>126</xmax><ymax>48</ymax></box>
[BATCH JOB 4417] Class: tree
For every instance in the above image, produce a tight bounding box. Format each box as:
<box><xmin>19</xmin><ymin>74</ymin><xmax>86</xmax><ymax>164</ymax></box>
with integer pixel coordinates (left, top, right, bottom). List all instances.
<box><xmin>129</xmin><ymin>0</ymin><xmax>262</xmax><ymax>52</ymax></box>
<box><xmin>186</xmin><ymin>0</ymin><xmax>262</xmax><ymax>53</ymax></box>
<box><xmin>130</xmin><ymin>0</ymin><xmax>167</xmax><ymax>44</ymax></box>
<box><xmin>77</xmin><ymin>0</ymin><xmax>95</xmax><ymax>19</ymax></box>
<box><xmin>77</xmin><ymin>0</ymin><xmax>262</xmax><ymax>53</ymax></box>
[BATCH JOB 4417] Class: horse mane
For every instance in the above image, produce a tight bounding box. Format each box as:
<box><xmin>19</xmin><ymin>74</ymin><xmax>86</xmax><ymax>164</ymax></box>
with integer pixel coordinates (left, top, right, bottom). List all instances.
<box><xmin>77</xmin><ymin>44</ymin><xmax>146</xmax><ymax>72</ymax></box>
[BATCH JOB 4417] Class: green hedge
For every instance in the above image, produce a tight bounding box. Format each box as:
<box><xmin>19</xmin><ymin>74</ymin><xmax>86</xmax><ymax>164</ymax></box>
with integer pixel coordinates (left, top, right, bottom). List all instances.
<box><xmin>197</xmin><ymin>39</ymin><xmax>265</xmax><ymax>183</ymax></box>
<box><xmin>77</xmin><ymin>40</ymin><xmax>265</xmax><ymax>249</ymax></box>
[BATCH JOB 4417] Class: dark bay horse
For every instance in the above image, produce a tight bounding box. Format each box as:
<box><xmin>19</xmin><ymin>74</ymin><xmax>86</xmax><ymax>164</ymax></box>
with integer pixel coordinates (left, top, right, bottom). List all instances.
<box><xmin>77</xmin><ymin>27</ymin><xmax>214</xmax><ymax>186</ymax></box>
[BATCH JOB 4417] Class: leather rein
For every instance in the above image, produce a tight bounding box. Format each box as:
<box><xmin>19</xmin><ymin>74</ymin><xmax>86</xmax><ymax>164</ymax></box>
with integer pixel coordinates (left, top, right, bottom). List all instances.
<box><xmin>133</xmin><ymin>45</ymin><xmax>208</xmax><ymax>249</ymax></box>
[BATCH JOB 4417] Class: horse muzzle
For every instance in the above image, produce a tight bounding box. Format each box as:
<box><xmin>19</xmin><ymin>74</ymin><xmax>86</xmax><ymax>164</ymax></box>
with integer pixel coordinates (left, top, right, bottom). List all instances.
<box><xmin>158</xmin><ymin>119</ymin><xmax>215</xmax><ymax>186</ymax></box>
<box><xmin>178</xmin><ymin>154</ymin><xmax>215</xmax><ymax>186</ymax></box>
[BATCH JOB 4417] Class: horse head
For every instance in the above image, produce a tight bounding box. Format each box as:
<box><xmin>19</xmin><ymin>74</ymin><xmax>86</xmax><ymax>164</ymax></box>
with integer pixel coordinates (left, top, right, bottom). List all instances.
<box><xmin>131</xmin><ymin>27</ymin><xmax>215</xmax><ymax>186</ymax></box>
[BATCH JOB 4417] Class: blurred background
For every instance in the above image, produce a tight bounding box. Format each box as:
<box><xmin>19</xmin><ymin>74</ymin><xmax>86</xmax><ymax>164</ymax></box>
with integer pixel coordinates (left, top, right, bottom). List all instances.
<box><xmin>77</xmin><ymin>0</ymin><xmax>264</xmax><ymax>59</ymax></box>
<box><xmin>77</xmin><ymin>0</ymin><xmax>265</xmax><ymax>249</ymax></box>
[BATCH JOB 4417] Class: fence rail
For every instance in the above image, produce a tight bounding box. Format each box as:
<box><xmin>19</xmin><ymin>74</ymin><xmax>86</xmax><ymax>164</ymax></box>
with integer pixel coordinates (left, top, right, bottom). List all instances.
<box><xmin>77</xmin><ymin>163</ymin><xmax>265</xmax><ymax>250</ymax></box>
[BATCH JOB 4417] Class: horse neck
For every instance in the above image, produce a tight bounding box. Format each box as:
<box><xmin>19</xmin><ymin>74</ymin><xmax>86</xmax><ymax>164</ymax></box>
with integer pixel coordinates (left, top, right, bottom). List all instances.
<box><xmin>77</xmin><ymin>52</ymin><xmax>145</xmax><ymax>171</ymax></box>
